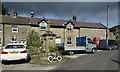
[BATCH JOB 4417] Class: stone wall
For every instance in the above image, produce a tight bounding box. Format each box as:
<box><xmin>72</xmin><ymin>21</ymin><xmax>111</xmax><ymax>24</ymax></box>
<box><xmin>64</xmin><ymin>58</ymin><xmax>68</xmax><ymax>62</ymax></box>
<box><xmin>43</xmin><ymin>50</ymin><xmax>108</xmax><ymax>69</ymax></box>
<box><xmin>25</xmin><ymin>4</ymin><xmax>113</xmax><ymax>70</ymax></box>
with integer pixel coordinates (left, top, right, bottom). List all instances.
<box><xmin>3</xmin><ymin>24</ymin><xmax>29</xmax><ymax>45</ymax></box>
<box><xmin>50</xmin><ymin>28</ymin><xmax>79</xmax><ymax>48</ymax></box>
<box><xmin>80</xmin><ymin>28</ymin><xmax>106</xmax><ymax>39</ymax></box>
<box><xmin>0</xmin><ymin>24</ymin><xmax>3</xmax><ymax>46</ymax></box>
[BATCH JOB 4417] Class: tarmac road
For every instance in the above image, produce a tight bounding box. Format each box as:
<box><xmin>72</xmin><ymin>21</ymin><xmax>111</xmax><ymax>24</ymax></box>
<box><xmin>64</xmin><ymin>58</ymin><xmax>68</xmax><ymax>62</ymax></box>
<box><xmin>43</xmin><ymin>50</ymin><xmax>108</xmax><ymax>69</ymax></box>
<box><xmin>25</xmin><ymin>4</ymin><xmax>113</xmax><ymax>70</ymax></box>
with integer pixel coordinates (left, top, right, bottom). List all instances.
<box><xmin>52</xmin><ymin>50</ymin><xmax>119</xmax><ymax>70</ymax></box>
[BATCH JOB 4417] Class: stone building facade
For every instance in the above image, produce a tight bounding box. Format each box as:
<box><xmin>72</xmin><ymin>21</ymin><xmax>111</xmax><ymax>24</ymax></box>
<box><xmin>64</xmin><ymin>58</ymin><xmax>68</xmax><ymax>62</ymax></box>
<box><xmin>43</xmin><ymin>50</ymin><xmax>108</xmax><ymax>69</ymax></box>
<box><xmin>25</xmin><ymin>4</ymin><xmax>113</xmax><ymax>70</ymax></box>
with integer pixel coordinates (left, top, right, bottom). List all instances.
<box><xmin>0</xmin><ymin>15</ymin><xmax>107</xmax><ymax>48</ymax></box>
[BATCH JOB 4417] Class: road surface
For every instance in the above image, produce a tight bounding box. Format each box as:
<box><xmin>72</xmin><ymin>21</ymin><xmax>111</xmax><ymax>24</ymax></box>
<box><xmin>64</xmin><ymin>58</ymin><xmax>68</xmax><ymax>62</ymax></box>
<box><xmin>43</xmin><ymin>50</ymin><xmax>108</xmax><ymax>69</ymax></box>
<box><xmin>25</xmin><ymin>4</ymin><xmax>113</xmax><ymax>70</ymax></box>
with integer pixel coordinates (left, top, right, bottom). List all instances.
<box><xmin>52</xmin><ymin>50</ymin><xmax>119</xmax><ymax>70</ymax></box>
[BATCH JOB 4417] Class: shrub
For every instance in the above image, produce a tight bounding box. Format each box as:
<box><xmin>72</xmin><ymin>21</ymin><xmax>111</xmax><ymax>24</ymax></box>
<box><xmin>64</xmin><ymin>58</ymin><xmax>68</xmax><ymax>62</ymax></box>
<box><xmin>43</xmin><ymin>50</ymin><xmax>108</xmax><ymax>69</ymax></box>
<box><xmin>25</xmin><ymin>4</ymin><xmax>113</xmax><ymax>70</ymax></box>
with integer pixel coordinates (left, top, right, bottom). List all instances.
<box><xmin>39</xmin><ymin>47</ymin><xmax>46</xmax><ymax>53</ymax></box>
<box><xmin>27</xmin><ymin>30</ymin><xmax>42</xmax><ymax>51</ymax></box>
<box><xmin>50</xmin><ymin>46</ymin><xmax>58</xmax><ymax>52</ymax></box>
<box><xmin>28</xmin><ymin>49</ymin><xmax>37</xmax><ymax>55</ymax></box>
<box><xmin>116</xmin><ymin>39</ymin><xmax>120</xmax><ymax>45</ymax></box>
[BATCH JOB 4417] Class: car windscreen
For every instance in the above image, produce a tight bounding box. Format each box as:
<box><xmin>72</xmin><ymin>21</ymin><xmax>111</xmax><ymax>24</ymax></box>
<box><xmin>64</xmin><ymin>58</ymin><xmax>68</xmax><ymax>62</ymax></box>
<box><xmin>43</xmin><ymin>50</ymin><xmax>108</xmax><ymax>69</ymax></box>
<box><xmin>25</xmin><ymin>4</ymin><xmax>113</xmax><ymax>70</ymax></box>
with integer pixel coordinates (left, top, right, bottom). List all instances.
<box><xmin>5</xmin><ymin>45</ymin><xmax>25</xmax><ymax>49</ymax></box>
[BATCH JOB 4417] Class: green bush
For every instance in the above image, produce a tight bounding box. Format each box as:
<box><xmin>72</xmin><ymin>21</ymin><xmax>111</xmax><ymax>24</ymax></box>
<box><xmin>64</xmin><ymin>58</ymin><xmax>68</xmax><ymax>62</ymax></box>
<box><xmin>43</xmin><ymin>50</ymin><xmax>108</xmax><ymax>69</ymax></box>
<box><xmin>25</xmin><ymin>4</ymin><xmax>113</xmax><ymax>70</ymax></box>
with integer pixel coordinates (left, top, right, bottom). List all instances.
<box><xmin>39</xmin><ymin>47</ymin><xmax>46</xmax><ymax>53</ymax></box>
<box><xmin>27</xmin><ymin>30</ymin><xmax>42</xmax><ymax>51</ymax></box>
<box><xmin>116</xmin><ymin>39</ymin><xmax>120</xmax><ymax>45</ymax></box>
<box><xmin>28</xmin><ymin>49</ymin><xmax>37</xmax><ymax>55</ymax></box>
<box><xmin>50</xmin><ymin>46</ymin><xmax>58</xmax><ymax>52</ymax></box>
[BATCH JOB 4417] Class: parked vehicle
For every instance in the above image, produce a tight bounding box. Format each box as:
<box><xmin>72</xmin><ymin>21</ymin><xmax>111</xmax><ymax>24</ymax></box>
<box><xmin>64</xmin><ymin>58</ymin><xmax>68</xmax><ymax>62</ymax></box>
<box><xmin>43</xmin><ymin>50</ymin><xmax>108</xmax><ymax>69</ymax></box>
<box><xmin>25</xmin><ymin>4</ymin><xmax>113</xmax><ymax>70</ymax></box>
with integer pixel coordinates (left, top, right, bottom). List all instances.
<box><xmin>98</xmin><ymin>39</ymin><xmax>118</xmax><ymax>50</ymax></box>
<box><xmin>58</xmin><ymin>37</ymin><xmax>97</xmax><ymax>55</ymax></box>
<box><xmin>93</xmin><ymin>37</ymin><xmax>101</xmax><ymax>48</ymax></box>
<box><xmin>1</xmin><ymin>43</ymin><xmax>30</xmax><ymax>64</ymax></box>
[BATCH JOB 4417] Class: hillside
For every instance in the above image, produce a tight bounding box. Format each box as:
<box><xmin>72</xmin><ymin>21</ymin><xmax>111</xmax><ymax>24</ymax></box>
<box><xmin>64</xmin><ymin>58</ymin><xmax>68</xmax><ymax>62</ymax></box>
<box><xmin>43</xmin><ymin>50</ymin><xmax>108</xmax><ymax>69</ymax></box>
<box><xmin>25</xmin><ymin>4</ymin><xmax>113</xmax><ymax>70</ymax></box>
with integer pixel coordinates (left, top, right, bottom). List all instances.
<box><xmin>109</xmin><ymin>25</ymin><xmax>120</xmax><ymax>35</ymax></box>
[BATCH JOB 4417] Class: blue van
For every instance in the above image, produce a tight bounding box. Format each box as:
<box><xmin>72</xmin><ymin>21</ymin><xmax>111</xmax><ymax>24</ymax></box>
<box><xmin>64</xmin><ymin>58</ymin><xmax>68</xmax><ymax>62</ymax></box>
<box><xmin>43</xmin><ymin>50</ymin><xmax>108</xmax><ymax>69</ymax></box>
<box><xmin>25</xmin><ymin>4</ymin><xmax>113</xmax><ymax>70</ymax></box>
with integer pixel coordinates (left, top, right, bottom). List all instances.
<box><xmin>58</xmin><ymin>37</ymin><xmax>97</xmax><ymax>55</ymax></box>
<box><xmin>98</xmin><ymin>40</ymin><xmax>118</xmax><ymax>50</ymax></box>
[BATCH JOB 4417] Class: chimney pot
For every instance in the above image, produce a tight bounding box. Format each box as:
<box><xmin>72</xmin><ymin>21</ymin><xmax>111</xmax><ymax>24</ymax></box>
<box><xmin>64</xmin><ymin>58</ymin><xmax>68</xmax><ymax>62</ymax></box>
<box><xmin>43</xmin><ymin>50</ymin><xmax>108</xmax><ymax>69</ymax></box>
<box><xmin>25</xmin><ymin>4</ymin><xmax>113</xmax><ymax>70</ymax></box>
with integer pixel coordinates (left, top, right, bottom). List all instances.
<box><xmin>72</xmin><ymin>15</ymin><xmax>76</xmax><ymax>21</ymax></box>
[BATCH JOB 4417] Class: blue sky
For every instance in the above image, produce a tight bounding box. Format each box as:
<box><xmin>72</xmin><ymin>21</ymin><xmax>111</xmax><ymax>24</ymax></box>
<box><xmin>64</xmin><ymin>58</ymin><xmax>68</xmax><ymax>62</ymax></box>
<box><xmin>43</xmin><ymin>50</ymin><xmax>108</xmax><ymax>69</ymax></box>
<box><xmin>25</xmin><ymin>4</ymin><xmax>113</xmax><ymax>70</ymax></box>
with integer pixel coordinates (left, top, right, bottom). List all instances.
<box><xmin>3</xmin><ymin>2</ymin><xmax>118</xmax><ymax>28</ymax></box>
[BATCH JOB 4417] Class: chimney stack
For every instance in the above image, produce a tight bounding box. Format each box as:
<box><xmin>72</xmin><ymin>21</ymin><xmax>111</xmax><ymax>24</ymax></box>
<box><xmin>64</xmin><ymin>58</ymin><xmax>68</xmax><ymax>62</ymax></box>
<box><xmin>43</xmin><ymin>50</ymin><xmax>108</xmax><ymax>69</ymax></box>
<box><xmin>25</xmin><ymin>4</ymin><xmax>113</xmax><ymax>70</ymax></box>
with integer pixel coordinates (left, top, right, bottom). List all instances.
<box><xmin>72</xmin><ymin>15</ymin><xmax>77</xmax><ymax>21</ymax></box>
<box><xmin>31</xmin><ymin>11</ymin><xmax>34</xmax><ymax>17</ymax></box>
<box><xmin>13</xmin><ymin>10</ymin><xmax>17</xmax><ymax>18</ymax></box>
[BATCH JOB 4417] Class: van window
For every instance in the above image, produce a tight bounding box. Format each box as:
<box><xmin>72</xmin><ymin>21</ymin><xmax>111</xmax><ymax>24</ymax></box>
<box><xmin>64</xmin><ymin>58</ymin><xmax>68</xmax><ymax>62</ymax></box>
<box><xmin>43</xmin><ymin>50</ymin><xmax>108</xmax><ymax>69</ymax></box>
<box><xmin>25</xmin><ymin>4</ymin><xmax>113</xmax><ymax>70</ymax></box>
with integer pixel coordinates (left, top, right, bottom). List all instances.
<box><xmin>87</xmin><ymin>38</ymin><xmax>93</xmax><ymax>43</ymax></box>
<box><xmin>99</xmin><ymin>40</ymin><xmax>107</xmax><ymax>45</ymax></box>
<box><xmin>108</xmin><ymin>40</ymin><xmax>118</xmax><ymax>45</ymax></box>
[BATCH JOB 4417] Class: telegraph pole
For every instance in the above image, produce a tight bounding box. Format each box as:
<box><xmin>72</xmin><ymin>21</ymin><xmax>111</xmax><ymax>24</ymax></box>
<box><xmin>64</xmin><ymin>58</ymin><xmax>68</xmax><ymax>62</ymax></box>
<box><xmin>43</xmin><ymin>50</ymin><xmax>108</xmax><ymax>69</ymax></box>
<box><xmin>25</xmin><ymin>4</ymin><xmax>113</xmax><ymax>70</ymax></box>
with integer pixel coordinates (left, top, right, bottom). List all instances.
<box><xmin>106</xmin><ymin>5</ymin><xmax>110</xmax><ymax>40</ymax></box>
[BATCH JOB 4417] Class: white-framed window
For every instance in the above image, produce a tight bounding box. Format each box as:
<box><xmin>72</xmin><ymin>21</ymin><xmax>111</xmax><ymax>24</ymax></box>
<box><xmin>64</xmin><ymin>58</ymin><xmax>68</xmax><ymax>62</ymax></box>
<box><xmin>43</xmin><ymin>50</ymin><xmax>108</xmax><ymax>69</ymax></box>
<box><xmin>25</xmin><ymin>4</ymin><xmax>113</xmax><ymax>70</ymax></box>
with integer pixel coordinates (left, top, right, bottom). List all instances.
<box><xmin>0</xmin><ymin>25</ymin><xmax>2</xmax><ymax>32</ymax></box>
<box><xmin>21</xmin><ymin>40</ymin><xmax>27</xmax><ymax>45</ymax></box>
<box><xmin>39</xmin><ymin>21</ymin><xmax>47</xmax><ymax>30</ymax></box>
<box><xmin>55</xmin><ymin>37</ymin><xmax>61</xmax><ymax>44</ymax></box>
<box><xmin>0</xmin><ymin>38</ymin><xmax>2</xmax><ymax>46</ymax></box>
<box><xmin>67</xmin><ymin>23</ymin><xmax>73</xmax><ymax>32</ymax></box>
<box><xmin>67</xmin><ymin>37</ymin><xmax>72</xmax><ymax>45</ymax></box>
<box><xmin>11</xmin><ymin>36</ymin><xmax>17</xmax><ymax>43</ymax></box>
<box><xmin>12</xmin><ymin>25</ymin><xmax>18</xmax><ymax>32</ymax></box>
<box><xmin>40</xmin><ymin>36</ymin><xmax>44</xmax><ymax>41</ymax></box>
<box><xmin>40</xmin><ymin>36</ymin><xmax>44</xmax><ymax>43</ymax></box>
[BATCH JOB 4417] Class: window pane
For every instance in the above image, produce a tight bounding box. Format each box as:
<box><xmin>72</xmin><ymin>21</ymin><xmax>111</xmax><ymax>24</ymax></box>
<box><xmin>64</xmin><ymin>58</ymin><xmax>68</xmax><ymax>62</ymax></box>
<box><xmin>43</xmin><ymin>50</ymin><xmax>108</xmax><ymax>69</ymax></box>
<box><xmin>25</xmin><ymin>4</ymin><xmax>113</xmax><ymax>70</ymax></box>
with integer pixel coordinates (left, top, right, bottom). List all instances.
<box><xmin>41</xmin><ymin>26</ymin><xmax>46</xmax><ymax>29</ymax></box>
<box><xmin>40</xmin><ymin>36</ymin><xmax>44</xmax><ymax>41</ymax></box>
<box><xmin>56</xmin><ymin>37</ymin><xmax>61</xmax><ymax>44</ymax></box>
<box><xmin>13</xmin><ymin>29</ymin><xmax>17</xmax><ymax>31</ymax></box>
<box><xmin>67</xmin><ymin>38</ymin><xmax>72</xmax><ymax>44</ymax></box>
<box><xmin>67</xmin><ymin>28</ymin><xmax>72</xmax><ymax>32</ymax></box>
<box><xmin>67</xmin><ymin>24</ymin><xmax>72</xmax><ymax>32</ymax></box>
<box><xmin>88</xmin><ymin>38</ymin><xmax>92</xmax><ymax>43</ymax></box>
<box><xmin>40</xmin><ymin>22</ymin><xmax>47</xmax><ymax>30</ymax></box>
<box><xmin>12</xmin><ymin>25</ymin><xmax>18</xmax><ymax>32</ymax></box>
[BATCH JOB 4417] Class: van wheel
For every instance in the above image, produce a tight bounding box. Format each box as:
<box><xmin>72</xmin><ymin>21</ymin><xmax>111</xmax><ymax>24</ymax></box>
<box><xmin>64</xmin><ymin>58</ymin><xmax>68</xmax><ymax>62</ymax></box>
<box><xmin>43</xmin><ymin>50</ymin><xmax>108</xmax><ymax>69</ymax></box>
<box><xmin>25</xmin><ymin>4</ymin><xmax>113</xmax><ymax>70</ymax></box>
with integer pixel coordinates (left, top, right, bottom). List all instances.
<box><xmin>92</xmin><ymin>48</ymin><xmax>97</xmax><ymax>54</ymax></box>
<box><xmin>69</xmin><ymin>51</ymin><xmax>74</xmax><ymax>55</ymax></box>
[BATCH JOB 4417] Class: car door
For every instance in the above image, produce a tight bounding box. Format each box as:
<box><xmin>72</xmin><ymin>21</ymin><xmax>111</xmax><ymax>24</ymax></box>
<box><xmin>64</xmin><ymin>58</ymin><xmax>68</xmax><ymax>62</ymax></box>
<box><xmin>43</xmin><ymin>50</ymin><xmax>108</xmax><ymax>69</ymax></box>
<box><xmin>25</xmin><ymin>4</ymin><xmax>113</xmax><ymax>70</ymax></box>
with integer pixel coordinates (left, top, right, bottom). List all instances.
<box><xmin>86</xmin><ymin>38</ymin><xmax>94</xmax><ymax>52</ymax></box>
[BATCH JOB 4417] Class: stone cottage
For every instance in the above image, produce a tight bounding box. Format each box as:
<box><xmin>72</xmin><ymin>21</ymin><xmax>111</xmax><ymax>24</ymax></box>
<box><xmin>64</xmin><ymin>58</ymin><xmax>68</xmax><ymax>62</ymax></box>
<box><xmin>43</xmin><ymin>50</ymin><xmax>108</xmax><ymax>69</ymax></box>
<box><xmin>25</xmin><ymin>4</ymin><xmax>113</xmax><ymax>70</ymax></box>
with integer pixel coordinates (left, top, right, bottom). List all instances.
<box><xmin>0</xmin><ymin>15</ymin><xmax>107</xmax><ymax>49</ymax></box>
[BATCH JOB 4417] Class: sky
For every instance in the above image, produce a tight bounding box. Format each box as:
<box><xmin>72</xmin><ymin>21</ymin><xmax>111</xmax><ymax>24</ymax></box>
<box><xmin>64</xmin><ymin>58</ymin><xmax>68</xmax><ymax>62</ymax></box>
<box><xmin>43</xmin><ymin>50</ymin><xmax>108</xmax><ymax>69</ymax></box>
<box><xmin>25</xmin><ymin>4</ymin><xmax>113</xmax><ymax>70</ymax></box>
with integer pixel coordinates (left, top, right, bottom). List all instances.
<box><xmin>2</xmin><ymin>2</ymin><xmax>119</xmax><ymax>28</ymax></box>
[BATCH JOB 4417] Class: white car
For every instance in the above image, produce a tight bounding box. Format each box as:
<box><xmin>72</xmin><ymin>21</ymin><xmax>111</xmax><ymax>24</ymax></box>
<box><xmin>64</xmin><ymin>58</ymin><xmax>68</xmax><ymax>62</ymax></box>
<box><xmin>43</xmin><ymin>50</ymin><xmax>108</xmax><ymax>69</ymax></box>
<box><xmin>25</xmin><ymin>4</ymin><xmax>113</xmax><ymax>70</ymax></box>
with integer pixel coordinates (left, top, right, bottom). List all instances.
<box><xmin>1</xmin><ymin>43</ymin><xmax>30</xmax><ymax>63</ymax></box>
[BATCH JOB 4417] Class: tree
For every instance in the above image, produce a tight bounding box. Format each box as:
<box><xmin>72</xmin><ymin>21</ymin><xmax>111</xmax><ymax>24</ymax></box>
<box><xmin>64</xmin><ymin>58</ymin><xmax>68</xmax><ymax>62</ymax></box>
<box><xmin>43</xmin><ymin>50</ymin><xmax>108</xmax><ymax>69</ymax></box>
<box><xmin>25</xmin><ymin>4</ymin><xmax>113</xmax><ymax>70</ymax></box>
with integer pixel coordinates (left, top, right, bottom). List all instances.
<box><xmin>2</xmin><ymin>4</ymin><xmax>9</xmax><ymax>15</ymax></box>
<box><xmin>109</xmin><ymin>25</ymin><xmax>120</xmax><ymax>35</ymax></box>
<box><xmin>27</xmin><ymin>30</ymin><xmax>42</xmax><ymax>50</ymax></box>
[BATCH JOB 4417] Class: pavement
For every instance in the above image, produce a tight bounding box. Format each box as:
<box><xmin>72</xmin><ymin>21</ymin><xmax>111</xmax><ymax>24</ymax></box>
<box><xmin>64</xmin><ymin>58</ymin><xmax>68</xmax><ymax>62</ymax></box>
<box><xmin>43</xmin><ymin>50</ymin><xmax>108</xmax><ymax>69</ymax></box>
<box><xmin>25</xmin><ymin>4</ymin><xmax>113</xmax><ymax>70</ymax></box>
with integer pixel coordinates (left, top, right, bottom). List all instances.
<box><xmin>2</xmin><ymin>63</ymin><xmax>55</xmax><ymax>70</ymax></box>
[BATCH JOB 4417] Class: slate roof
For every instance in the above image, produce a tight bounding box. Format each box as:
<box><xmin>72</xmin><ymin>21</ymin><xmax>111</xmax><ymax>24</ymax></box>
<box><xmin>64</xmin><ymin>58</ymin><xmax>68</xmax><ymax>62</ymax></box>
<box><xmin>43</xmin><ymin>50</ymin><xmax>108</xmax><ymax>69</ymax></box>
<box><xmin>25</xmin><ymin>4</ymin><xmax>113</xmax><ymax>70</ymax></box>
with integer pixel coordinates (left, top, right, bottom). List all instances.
<box><xmin>0</xmin><ymin>15</ymin><xmax>106</xmax><ymax>29</ymax></box>
<box><xmin>1</xmin><ymin>15</ymin><xmax>30</xmax><ymax>24</ymax></box>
